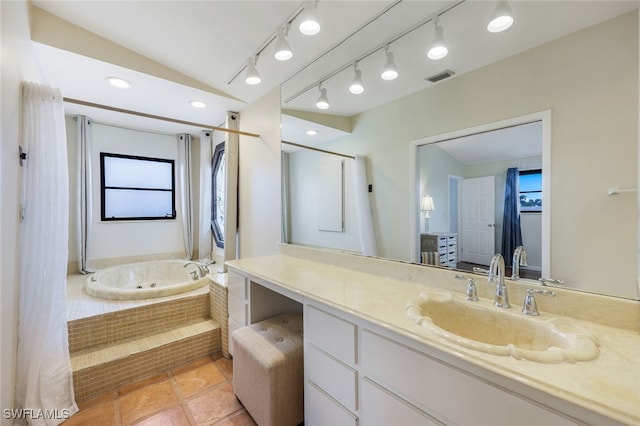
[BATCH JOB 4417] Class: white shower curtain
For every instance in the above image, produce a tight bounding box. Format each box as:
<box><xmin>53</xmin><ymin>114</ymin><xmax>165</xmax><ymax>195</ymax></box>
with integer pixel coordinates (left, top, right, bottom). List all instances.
<box><xmin>16</xmin><ymin>82</ymin><xmax>78</xmax><ymax>425</ymax></box>
<box><xmin>177</xmin><ymin>134</ymin><xmax>193</xmax><ymax>259</ymax></box>
<box><xmin>198</xmin><ymin>130</ymin><xmax>213</xmax><ymax>261</ymax></box>
<box><xmin>76</xmin><ymin>115</ymin><xmax>94</xmax><ymax>274</ymax></box>
<box><xmin>352</xmin><ymin>155</ymin><xmax>378</xmax><ymax>256</ymax></box>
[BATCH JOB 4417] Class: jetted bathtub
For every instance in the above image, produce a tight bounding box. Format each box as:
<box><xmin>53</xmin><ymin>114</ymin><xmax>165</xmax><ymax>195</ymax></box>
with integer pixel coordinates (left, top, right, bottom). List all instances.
<box><xmin>84</xmin><ymin>260</ymin><xmax>209</xmax><ymax>300</ymax></box>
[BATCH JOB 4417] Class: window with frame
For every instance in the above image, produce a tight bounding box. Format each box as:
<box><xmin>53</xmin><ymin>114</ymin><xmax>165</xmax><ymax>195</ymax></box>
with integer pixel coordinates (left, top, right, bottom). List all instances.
<box><xmin>519</xmin><ymin>169</ymin><xmax>542</xmax><ymax>212</ymax></box>
<box><xmin>211</xmin><ymin>142</ymin><xmax>225</xmax><ymax>248</ymax></box>
<box><xmin>100</xmin><ymin>152</ymin><xmax>176</xmax><ymax>221</ymax></box>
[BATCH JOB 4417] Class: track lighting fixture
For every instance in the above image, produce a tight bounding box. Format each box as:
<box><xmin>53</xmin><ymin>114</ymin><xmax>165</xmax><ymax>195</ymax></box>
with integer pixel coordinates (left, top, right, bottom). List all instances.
<box><xmin>274</xmin><ymin>25</ymin><xmax>293</xmax><ymax>61</ymax></box>
<box><xmin>299</xmin><ymin>0</ymin><xmax>321</xmax><ymax>35</ymax></box>
<box><xmin>381</xmin><ymin>45</ymin><xmax>398</xmax><ymax>81</ymax></box>
<box><xmin>487</xmin><ymin>1</ymin><xmax>514</xmax><ymax>33</ymax></box>
<box><xmin>315</xmin><ymin>84</ymin><xmax>329</xmax><ymax>109</ymax></box>
<box><xmin>427</xmin><ymin>16</ymin><xmax>448</xmax><ymax>60</ymax></box>
<box><xmin>349</xmin><ymin>64</ymin><xmax>364</xmax><ymax>94</ymax></box>
<box><xmin>245</xmin><ymin>57</ymin><xmax>261</xmax><ymax>85</ymax></box>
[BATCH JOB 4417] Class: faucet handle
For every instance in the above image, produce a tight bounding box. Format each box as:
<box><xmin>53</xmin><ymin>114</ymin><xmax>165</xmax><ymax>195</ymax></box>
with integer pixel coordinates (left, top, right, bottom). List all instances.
<box><xmin>455</xmin><ymin>275</ymin><xmax>479</xmax><ymax>301</ymax></box>
<box><xmin>472</xmin><ymin>267</ymin><xmax>489</xmax><ymax>276</ymax></box>
<box><xmin>538</xmin><ymin>277</ymin><xmax>565</xmax><ymax>287</ymax></box>
<box><xmin>522</xmin><ymin>288</ymin><xmax>556</xmax><ymax>316</ymax></box>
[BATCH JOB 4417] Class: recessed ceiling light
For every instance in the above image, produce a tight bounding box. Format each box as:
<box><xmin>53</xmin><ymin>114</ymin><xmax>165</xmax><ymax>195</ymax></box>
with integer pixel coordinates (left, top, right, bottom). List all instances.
<box><xmin>189</xmin><ymin>100</ymin><xmax>207</xmax><ymax>109</ymax></box>
<box><xmin>306</xmin><ymin>130</ymin><xmax>318</xmax><ymax>136</ymax></box>
<box><xmin>106</xmin><ymin>77</ymin><xmax>131</xmax><ymax>88</ymax></box>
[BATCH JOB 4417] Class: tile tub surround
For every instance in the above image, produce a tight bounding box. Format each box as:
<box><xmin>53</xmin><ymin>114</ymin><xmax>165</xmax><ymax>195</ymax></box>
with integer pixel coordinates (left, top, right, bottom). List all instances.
<box><xmin>209</xmin><ymin>274</ymin><xmax>230</xmax><ymax>358</ymax></box>
<box><xmin>227</xmin><ymin>245</ymin><xmax>640</xmax><ymax>425</ymax></box>
<box><xmin>66</xmin><ymin>274</ymin><xmax>209</xmax><ymax>321</ymax></box>
<box><xmin>67</xmin><ymin>272</ymin><xmax>230</xmax><ymax>402</ymax></box>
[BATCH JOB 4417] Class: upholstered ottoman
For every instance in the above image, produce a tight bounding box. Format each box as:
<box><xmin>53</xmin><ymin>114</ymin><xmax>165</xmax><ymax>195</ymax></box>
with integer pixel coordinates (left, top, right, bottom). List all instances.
<box><xmin>232</xmin><ymin>312</ymin><xmax>304</xmax><ymax>426</ymax></box>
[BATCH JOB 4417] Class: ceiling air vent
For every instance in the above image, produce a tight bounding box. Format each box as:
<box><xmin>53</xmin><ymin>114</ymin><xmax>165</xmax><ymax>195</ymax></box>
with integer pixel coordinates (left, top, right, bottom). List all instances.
<box><xmin>426</xmin><ymin>69</ymin><xmax>455</xmax><ymax>83</ymax></box>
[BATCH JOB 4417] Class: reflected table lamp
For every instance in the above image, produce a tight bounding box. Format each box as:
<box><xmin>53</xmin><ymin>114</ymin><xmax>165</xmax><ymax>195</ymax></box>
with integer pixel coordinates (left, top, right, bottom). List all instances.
<box><xmin>421</xmin><ymin>195</ymin><xmax>435</xmax><ymax>233</ymax></box>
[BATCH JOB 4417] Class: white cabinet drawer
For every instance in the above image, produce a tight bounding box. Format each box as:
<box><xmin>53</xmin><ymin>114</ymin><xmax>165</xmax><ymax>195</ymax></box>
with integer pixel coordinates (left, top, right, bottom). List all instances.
<box><xmin>228</xmin><ymin>293</ymin><xmax>247</xmax><ymax>326</ymax></box>
<box><xmin>305</xmin><ymin>304</ymin><xmax>357</xmax><ymax>364</ymax></box>
<box><xmin>361</xmin><ymin>330</ymin><xmax>579</xmax><ymax>426</ymax></box>
<box><xmin>361</xmin><ymin>378</ymin><xmax>441</xmax><ymax>426</ymax></box>
<box><xmin>306</xmin><ymin>343</ymin><xmax>357</xmax><ymax>412</ymax></box>
<box><xmin>228</xmin><ymin>272</ymin><xmax>247</xmax><ymax>299</ymax></box>
<box><xmin>228</xmin><ymin>317</ymin><xmax>243</xmax><ymax>356</ymax></box>
<box><xmin>306</xmin><ymin>381</ymin><xmax>358</xmax><ymax>426</ymax></box>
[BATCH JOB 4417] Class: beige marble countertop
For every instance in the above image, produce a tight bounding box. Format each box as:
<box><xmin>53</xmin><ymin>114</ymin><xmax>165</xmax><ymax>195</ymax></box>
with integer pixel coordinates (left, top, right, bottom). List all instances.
<box><xmin>227</xmin><ymin>248</ymin><xmax>640</xmax><ymax>425</ymax></box>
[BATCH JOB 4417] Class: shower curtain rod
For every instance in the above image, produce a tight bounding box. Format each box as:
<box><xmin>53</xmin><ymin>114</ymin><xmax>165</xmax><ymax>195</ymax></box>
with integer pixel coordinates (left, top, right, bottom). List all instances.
<box><xmin>63</xmin><ymin>97</ymin><xmax>260</xmax><ymax>138</ymax></box>
<box><xmin>282</xmin><ymin>140</ymin><xmax>355</xmax><ymax>159</ymax></box>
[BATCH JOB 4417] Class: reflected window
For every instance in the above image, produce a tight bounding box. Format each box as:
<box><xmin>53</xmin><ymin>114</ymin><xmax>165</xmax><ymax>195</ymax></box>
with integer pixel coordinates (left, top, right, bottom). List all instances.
<box><xmin>100</xmin><ymin>152</ymin><xmax>175</xmax><ymax>221</ymax></box>
<box><xmin>519</xmin><ymin>169</ymin><xmax>542</xmax><ymax>212</ymax></box>
<box><xmin>211</xmin><ymin>142</ymin><xmax>225</xmax><ymax>248</ymax></box>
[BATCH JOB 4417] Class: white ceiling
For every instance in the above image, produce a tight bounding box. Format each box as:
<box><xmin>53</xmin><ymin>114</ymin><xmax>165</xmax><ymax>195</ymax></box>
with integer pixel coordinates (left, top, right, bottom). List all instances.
<box><xmin>434</xmin><ymin>120</ymin><xmax>542</xmax><ymax>165</ymax></box>
<box><xmin>31</xmin><ymin>1</ymin><xmax>639</xmax><ymax>138</ymax></box>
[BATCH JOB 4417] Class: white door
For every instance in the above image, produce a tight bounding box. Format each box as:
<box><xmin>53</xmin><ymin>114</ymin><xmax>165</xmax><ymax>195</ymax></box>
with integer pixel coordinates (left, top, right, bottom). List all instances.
<box><xmin>460</xmin><ymin>176</ymin><xmax>495</xmax><ymax>265</ymax></box>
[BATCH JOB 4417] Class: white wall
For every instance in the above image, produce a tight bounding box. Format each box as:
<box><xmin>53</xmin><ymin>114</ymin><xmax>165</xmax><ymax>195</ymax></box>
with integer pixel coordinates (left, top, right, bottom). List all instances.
<box><xmin>0</xmin><ymin>0</ymin><xmax>47</xmax><ymax>420</ymax></box>
<box><xmin>419</xmin><ymin>144</ymin><xmax>464</xmax><ymax>234</ymax></box>
<box><xmin>287</xmin><ymin>149</ymin><xmax>360</xmax><ymax>252</ymax></box>
<box><xmin>315</xmin><ymin>12</ymin><xmax>637</xmax><ymax>298</ymax></box>
<box><xmin>238</xmin><ymin>87</ymin><xmax>282</xmax><ymax>258</ymax></box>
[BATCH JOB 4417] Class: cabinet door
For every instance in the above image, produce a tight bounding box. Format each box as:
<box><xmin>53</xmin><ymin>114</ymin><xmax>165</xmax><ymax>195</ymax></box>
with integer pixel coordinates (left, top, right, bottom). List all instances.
<box><xmin>227</xmin><ymin>272</ymin><xmax>247</xmax><ymax>298</ymax></box>
<box><xmin>228</xmin><ymin>293</ymin><xmax>247</xmax><ymax>326</ymax></box>
<box><xmin>361</xmin><ymin>329</ymin><xmax>580</xmax><ymax>426</ymax></box>
<box><xmin>306</xmin><ymin>381</ymin><xmax>358</xmax><ymax>426</ymax></box>
<box><xmin>306</xmin><ymin>343</ymin><xmax>357</xmax><ymax>412</ymax></box>
<box><xmin>361</xmin><ymin>378</ymin><xmax>442</xmax><ymax>426</ymax></box>
<box><xmin>305</xmin><ymin>304</ymin><xmax>357</xmax><ymax>364</ymax></box>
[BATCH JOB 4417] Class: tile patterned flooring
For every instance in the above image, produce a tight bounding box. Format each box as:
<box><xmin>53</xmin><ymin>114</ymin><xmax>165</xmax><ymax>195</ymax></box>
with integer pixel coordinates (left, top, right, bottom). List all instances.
<box><xmin>62</xmin><ymin>355</ymin><xmax>257</xmax><ymax>426</ymax></box>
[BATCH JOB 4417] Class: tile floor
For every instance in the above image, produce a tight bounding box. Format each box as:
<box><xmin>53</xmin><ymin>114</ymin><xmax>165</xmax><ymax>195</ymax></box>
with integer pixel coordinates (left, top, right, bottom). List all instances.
<box><xmin>62</xmin><ymin>354</ymin><xmax>257</xmax><ymax>426</ymax></box>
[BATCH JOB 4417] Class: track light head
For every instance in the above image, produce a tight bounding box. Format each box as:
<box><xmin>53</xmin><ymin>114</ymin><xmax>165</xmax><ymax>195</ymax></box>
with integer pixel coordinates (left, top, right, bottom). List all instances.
<box><xmin>274</xmin><ymin>26</ymin><xmax>293</xmax><ymax>61</ymax></box>
<box><xmin>487</xmin><ymin>0</ymin><xmax>514</xmax><ymax>33</ymax></box>
<box><xmin>349</xmin><ymin>65</ymin><xmax>364</xmax><ymax>94</ymax></box>
<box><xmin>316</xmin><ymin>84</ymin><xmax>329</xmax><ymax>109</ymax></box>
<box><xmin>427</xmin><ymin>17</ymin><xmax>448</xmax><ymax>60</ymax></box>
<box><xmin>245</xmin><ymin>57</ymin><xmax>261</xmax><ymax>85</ymax></box>
<box><xmin>381</xmin><ymin>46</ymin><xmax>398</xmax><ymax>80</ymax></box>
<box><xmin>299</xmin><ymin>1</ymin><xmax>321</xmax><ymax>36</ymax></box>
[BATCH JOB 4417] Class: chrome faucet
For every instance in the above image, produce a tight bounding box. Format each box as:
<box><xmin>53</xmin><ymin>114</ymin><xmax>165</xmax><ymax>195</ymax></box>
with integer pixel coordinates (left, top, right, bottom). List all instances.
<box><xmin>511</xmin><ymin>246</ymin><xmax>527</xmax><ymax>280</ymax></box>
<box><xmin>183</xmin><ymin>261</ymin><xmax>209</xmax><ymax>278</ymax></box>
<box><xmin>488</xmin><ymin>253</ymin><xmax>510</xmax><ymax>308</ymax></box>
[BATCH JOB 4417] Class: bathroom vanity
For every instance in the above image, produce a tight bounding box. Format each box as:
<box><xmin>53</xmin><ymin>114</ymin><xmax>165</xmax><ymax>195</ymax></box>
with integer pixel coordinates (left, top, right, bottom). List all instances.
<box><xmin>226</xmin><ymin>245</ymin><xmax>640</xmax><ymax>426</ymax></box>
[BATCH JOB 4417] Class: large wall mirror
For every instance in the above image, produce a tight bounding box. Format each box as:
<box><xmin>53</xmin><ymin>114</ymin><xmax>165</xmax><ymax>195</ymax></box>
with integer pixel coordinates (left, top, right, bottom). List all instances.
<box><xmin>280</xmin><ymin>1</ymin><xmax>639</xmax><ymax>300</ymax></box>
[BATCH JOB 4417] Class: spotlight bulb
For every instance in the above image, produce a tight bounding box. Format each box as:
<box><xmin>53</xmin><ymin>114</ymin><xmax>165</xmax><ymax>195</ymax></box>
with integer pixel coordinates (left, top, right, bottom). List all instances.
<box><xmin>349</xmin><ymin>68</ymin><xmax>364</xmax><ymax>95</ymax></box>
<box><xmin>381</xmin><ymin>50</ymin><xmax>398</xmax><ymax>80</ymax></box>
<box><xmin>427</xmin><ymin>24</ymin><xmax>448</xmax><ymax>60</ymax></box>
<box><xmin>487</xmin><ymin>1</ymin><xmax>514</xmax><ymax>33</ymax></box>
<box><xmin>316</xmin><ymin>87</ymin><xmax>329</xmax><ymax>110</ymax></box>
<box><xmin>245</xmin><ymin>58</ymin><xmax>261</xmax><ymax>85</ymax></box>
<box><xmin>299</xmin><ymin>1</ymin><xmax>320</xmax><ymax>35</ymax></box>
<box><xmin>274</xmin><ymin>26</ymin><xmax>293</xmax><ymax>61</ymax></box>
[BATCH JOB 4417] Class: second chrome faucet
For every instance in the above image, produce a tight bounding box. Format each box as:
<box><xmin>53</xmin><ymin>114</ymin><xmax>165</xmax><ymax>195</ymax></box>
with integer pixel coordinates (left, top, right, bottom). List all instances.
<box><xmin>488</xmin><ymin>253</ymin><xmax>510</xmax><ymax>308</ymax></box>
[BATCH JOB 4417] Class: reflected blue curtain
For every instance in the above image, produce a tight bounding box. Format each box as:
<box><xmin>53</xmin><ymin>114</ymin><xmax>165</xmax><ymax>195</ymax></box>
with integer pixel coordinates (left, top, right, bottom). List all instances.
<box><xmin>501</xmin><ymin>167</ymin><xmax>522</xmax><ymax>266</ymax></box>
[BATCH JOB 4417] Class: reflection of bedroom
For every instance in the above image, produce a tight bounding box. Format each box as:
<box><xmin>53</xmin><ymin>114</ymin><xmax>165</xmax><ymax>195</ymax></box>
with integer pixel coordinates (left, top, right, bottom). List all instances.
<box><xmin>419</xmin><ymin>121</ymin><xmax>542</xmax><ymax>277</ymax></box>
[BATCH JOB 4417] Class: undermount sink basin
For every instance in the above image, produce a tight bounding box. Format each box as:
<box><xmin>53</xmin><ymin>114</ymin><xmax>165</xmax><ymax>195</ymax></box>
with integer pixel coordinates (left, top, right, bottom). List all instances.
<box><xmin>405</xmin><ymin>290</ymin><xmax>599</xmax><ymax>363</ymax></box>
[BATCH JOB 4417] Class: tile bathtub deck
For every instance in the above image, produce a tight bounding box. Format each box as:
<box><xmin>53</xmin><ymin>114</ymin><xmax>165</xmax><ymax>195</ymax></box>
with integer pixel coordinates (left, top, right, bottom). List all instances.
<box><xmin>62</xmin><ymin>355</ymin><xmax>256</xmax><ymax>426</ymax></box>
